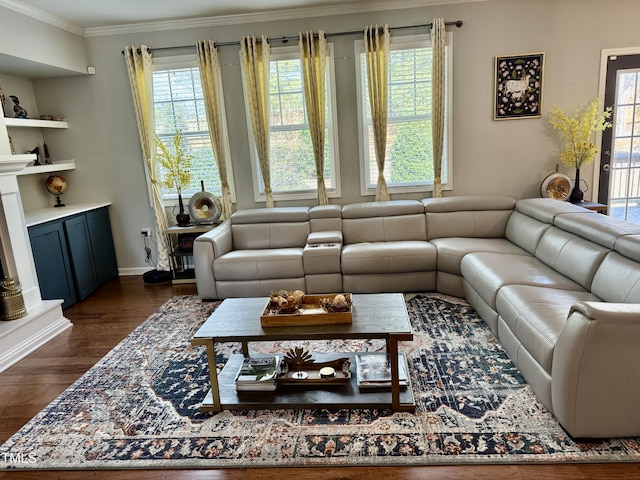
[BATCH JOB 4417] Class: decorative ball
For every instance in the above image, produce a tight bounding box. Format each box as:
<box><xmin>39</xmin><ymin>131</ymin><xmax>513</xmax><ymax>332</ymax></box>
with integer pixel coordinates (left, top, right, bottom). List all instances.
<box><xmin>46</xmin><ymin>175</ymin><xmax>67</xmax><ymax>195</ymax></box>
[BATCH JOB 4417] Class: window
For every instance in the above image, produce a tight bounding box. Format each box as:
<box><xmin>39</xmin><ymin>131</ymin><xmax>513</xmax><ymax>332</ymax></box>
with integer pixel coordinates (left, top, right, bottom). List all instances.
<box><xmin>248</xmin><ymin>45</ymin><xmax>341</xmax><ymax>201</ymax></box>
<box><xmin>152</xmin><ymin>55</ymin><xmax>233</xmax><ymax>202</ymax></box>
<box><xmin>355</xmin><ymin>33</ymin><xmax>453</xmax><ymax>195</ymax></box>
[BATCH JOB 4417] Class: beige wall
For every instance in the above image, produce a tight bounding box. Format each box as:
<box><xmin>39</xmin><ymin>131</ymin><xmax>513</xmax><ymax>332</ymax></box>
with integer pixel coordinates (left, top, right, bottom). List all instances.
<box><xmin>3</xmin><ymin>0</ymin><xmax>640</xmax><ymax>272</ymax></box>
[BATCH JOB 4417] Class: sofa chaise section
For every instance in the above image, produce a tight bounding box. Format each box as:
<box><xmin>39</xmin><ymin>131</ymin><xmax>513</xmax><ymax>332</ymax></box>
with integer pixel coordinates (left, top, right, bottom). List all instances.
<box><xmin>551</xmin><ymin>233</ymin><xmax>640</xmax><ymax>437</ymax></box>
<box><xmin>461</xmin><ymin>198</ymin><xmax>640</xmax><ymax>437</ymax></box>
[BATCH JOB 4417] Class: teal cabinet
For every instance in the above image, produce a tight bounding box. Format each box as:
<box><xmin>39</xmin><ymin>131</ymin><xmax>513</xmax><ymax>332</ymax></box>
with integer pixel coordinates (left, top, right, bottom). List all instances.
<box><xmin>28</xmin><ymin>206</ymin><xmax>118</xmax><ymax>308</ymax></box>
<box><xmin>86</xmin><ymin>207</ymin><xmax>119</xmax><ymax>285</ymax></box>
<box><xmin>64</xmin><ymin>214</ymin><xmax>98</xmax><ymax>301</ymax></box>
<box><xmin>28</xmin><ymin>221</ymin><xmax>77</xmax><ymax>308</ymax></box>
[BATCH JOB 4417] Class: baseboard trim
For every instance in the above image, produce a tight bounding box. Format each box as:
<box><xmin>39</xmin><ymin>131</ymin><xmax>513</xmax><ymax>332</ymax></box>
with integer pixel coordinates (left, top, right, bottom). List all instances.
<box><xmin>118</xmin><ymin>267</ymin><xmax>151</xmax><ymax>276</ymax></box>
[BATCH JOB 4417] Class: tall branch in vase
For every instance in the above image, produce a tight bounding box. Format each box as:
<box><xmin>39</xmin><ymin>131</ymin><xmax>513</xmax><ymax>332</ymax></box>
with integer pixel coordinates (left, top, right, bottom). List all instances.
<box><xmin>548</xmin><ymin>98</ymin><xmax>612</xmax><ymax>203</ymax></box>
<box><xmin>155</xmin><ymin>130</ymin><xmax>193</xmax><ymax>226</ymax></box>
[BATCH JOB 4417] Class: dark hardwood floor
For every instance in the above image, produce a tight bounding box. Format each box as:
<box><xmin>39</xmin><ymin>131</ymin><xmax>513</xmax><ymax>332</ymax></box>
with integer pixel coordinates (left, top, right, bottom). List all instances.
<box><xmin>0</xmin><ymin>276</ymin><xmax>638</xmax><ymax>480</ymax></box>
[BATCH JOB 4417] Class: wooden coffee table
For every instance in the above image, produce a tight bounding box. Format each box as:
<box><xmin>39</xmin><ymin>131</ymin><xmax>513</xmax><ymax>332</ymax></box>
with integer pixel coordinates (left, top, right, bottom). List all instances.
<box><xmin>191</xmin><ymin>293</ymin><xmax>415</xmax><ymax>412</ymax></box>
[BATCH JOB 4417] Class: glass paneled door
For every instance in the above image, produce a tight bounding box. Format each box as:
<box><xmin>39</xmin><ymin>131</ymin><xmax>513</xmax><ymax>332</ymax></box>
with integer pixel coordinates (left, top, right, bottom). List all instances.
<box><xmin>599</xmin><ymin>54</ymin><xmax>640</xmax><ymax>223</ymax></box>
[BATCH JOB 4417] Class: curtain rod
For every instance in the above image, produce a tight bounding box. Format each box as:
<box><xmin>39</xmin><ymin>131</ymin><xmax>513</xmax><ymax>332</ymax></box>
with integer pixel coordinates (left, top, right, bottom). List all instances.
<box><xmin>122</xmin><ymin>20</ymin><xmax>462</xmax><ymax>55</ymax></box>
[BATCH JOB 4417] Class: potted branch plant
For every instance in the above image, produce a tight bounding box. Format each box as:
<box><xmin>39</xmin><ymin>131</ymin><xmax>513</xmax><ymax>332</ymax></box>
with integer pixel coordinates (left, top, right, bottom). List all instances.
<box><xmin>548</xmin><ymin>98</ymin><xmax>612</xmax><ymax>203</ymax></box>
<box><xmin>155</xmin><ymin>130</ymin><xmax>193</xmax><ymax>226</ymax></box>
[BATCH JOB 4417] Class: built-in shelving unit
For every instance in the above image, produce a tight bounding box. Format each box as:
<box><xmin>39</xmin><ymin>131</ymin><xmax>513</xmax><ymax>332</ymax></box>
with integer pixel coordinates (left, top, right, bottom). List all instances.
<box><xmin>0</xmin><ymin>39</ymin><xmax>89</xmax><ymax>373</ymax></box>
<box><xmin>4</xmin><ymin>116</ymin><xmax>73</xmax><ymax>175</ymax></box>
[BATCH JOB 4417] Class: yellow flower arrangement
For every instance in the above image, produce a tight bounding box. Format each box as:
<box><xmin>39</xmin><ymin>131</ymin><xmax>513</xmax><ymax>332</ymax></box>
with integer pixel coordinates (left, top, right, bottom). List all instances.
<box><xmin>548</xmin><ymin>99</ymin><xmax>612</xmax><ymax>170</ymax></box>
<box><xmin>155</xmin><ymin>130</ymin><xmax>193</xmax><ymax>196</ymax></box>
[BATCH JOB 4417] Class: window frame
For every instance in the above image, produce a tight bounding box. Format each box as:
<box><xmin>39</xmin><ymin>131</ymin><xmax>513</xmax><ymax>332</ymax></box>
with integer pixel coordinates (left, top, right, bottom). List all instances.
<box><xmin>152</xmin><ymin>54</ymin><xmax>235</xmax><ymax>205</ymax></box>
<box><xmin>246</xmin><ymin>43</ymin><xmax>342</xmax><ymax>203</ymax></box>
<box><xmin>355</xmin><ymin>32</ymin><xmax>454</xmax><ymax>196</ymax></box>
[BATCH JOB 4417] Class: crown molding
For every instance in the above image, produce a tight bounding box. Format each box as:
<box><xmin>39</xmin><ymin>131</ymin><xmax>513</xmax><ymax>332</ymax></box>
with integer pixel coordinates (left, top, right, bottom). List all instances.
<box><xmin>84</xmin><ymin>0</ymin><xmax>486</xmax><ymax>37</ymax></box>
<box><xmin>1</xmin><ymin>0</ymin><xmax>486</xmax><ymax>38</ymax></box>
<box><xmin>0</xmin><ymin>0</ymin><xmax>84</xmax><ymax>36</ymax></box>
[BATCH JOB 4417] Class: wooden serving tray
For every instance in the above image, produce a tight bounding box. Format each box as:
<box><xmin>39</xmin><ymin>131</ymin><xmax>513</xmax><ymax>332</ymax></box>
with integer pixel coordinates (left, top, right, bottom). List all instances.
<box><xmin>278</xmin><ymin>357</ymin><xmax>351</xmax><ymax>386</ymax></box>
<box><xmin>260</xmin><ymin>293</ymin><xmax>352</xmax><ymax>327</ymax></box>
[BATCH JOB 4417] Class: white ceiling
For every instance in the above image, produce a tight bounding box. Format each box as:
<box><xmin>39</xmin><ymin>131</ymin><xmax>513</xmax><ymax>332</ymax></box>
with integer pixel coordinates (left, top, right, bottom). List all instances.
<box><xmin>13</xmin><ymin>0</ymin><xmax>377</xmax><ymax>28</ymax></box>
<box><xmin>2</xmin><ymin>0</ymin><xmax>483</xmax><ymax>35</ymax></box>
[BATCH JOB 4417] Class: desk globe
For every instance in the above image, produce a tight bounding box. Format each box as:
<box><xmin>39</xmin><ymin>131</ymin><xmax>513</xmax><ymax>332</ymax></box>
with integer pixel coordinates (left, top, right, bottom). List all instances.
<box><xmin>46</xmin><ymin>175</ymin><xmax>67</xmax><ymax>207</ymax></box>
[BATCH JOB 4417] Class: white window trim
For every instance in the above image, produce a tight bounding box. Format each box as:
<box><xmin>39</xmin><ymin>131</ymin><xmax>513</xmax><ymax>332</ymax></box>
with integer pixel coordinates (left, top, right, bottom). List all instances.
<box><xmin>152</xmin><ymin>54</ymin><xmax>236</xmax><ymax>205</ymax></box>
<box><xmin>354</xmin><ymin>33</ymin><xmax>454</xmax><ymax>196</ymax></box>
<box><xmin>246</xmin><ymin>44</ymin><xmax>341</xmax><ymax>203</ymax></box>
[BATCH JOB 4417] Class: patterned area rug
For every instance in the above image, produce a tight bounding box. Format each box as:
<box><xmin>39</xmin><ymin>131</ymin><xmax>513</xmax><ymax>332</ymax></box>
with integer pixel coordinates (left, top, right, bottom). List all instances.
<box><xmin>1</xmin><ymin>293</ymin><xmax>639</xmax><ymax>469</ymax></box>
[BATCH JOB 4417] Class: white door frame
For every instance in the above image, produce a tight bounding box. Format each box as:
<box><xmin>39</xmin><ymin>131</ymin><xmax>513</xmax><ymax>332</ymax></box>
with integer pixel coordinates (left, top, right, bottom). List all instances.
<box><xmin>595</xmin><ymin>46</ymin><xmax>640</xmax><ymax>202</ymax></box>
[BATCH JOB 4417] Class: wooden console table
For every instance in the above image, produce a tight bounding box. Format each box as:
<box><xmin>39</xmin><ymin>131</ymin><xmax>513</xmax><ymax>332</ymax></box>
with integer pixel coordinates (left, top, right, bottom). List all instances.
<box><xmin>191</xmin><ymin>293</ymin><xmax>415</xmax><ymax>412</ymax></box>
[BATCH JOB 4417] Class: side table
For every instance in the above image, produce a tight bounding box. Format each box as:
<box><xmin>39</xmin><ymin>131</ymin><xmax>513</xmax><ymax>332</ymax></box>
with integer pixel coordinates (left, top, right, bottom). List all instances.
<box><xmin>578</xmin><ymin>201</ymin><xmax>608</xmax><ymax>214</ymax></box>
<box><xmin>166</xmin><ymin>224</ymin><xmax>216</xmax><ymax>284</ymax></box>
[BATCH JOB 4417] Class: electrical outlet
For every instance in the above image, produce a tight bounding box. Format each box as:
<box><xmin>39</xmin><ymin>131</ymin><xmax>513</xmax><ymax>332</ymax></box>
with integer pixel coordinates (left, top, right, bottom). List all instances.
<box><xmin>141</xmin><ymin>228</ymin><xmax>152</xmax><ymax>238</ymax></box>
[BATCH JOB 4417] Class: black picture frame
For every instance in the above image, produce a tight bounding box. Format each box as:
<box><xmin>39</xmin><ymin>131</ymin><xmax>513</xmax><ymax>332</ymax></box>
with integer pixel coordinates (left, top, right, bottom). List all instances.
<box><xmin>494</xmin><ymin>52</ymin><xmax>544</xmax><ymax>120</ymax></box>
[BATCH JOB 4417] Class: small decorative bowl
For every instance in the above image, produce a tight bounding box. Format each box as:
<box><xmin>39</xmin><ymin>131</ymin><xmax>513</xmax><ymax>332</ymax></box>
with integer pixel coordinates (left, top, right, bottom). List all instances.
<box><xmin>320</xmin><ymin>294</ymin><xmax>352</xmax><ymax>313</ymax></box>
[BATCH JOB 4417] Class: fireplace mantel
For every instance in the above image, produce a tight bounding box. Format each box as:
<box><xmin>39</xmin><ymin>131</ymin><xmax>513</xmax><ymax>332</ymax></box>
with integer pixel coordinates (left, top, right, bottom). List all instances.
<box><xmin>0</xmin><ymin>154</ymin><xmax>71</xmax><ymax>372</ymax></box>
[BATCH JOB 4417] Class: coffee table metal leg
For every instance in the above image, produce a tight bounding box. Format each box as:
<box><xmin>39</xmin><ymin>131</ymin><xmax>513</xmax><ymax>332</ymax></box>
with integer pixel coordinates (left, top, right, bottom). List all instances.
<box><xmin>204</xmin><ymin>338</ymin><xmax>221</xmax><ymax>412</ymax></box>
<box><xmin>388</xmin><ymin>335</ymin><xmax>401</xmax><ymax>410</ymax></box>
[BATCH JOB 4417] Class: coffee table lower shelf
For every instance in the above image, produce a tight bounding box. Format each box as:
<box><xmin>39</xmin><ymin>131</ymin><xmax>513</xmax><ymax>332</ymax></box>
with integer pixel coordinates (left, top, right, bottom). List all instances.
<box><xmin>199</xmin><ymin>353</ymin><xmax>415</xmax><ymax>412</ymax></box>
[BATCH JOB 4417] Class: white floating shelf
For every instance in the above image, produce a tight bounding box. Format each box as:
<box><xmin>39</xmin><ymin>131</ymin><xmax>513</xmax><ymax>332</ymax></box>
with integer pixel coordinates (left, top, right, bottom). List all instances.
<box><xmin>0</xmin><ymin>154</ymin><xmax>36</xmax><ymax>173</ymax></box>
<box><xmin>4</xmin><ymin>118</ymin><xmax>68</xmax><ymax>129</ymax></box>
<box><xmin>17</xmin><ymin>160</ymin><xmax>76</xmax><ymax>176</ymax></box>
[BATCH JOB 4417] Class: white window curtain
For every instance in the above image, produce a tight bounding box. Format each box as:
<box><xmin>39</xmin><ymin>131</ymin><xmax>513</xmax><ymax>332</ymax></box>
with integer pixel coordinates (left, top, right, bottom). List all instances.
<box><xmin>196</xmin><ymin>39</ymin><xmax>233</xmax><ymax>220</ymax></box>
<box><xmin>364</xmin><ymin>24</ymin><xmax>391</xmax><ymax>202</ymax></box>
<box><xmin>240</xmin><ymin>36</ymin><xmax>274</xmax><ymax>208</ymax></box>
<box><xmin>431</xmin><ymin>18</ymin><xmax>446</xmax><ymax>198</ymax></box>
<box><xmin>124</xmin><ymin>45</ymin><xmax>171</xmax><ymax>271</ymax></box>
<box><xmin>299</xmin><ymin>30</ymin><xmax>329</xmax><ymax>205</ymax></box>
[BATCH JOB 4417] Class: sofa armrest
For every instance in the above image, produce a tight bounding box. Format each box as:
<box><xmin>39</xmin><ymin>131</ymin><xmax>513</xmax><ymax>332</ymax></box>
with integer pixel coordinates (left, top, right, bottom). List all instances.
<box><xmin>568</xmin><ymin>301</ymin><xmax>640</xmax><ymax>323</ymax></box>
<box><xmin>552</xmin><ymin>301</ymin><xmax>640</xmax><ymax>438</ymax></box>
<box><xmin>307</xmin><ymin>230</ymin><xmax>342</xmax><ymax>246</ymax></box>
<box><xmin>193</xmin><ymin>220</ymin><xmax>232</xmax><ymax>300</ymax></box>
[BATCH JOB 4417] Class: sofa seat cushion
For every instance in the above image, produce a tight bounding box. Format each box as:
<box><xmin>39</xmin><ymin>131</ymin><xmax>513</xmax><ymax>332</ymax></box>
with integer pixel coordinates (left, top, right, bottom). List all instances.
<box><xmin>430</xmin><ymin>237</ymin><xmax>528</xmax><ymax>276</ymax></box>
<box><xmin>461</xmin><ymin>252</ymin><xmax>587</xmax><ymax>309</ymax></box>
<box><xmin>341</xmin><ymin>241</ymin><xmax>436</xmax><ymax>275</ymax></box>
<box><xmin>213</xmin><ymin>248</ymin><xmax>304</xmax><ymax>281</ymax></box>
<box><xmin>496</xmin><ymin>285</ymin><xmax>601</xmax><ymax>374</ymax></box>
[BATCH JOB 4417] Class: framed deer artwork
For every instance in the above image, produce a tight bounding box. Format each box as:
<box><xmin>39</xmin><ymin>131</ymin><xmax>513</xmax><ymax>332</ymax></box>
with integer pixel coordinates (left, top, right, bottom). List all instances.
<box><xmin>494</xmin><ymin>52</ymin><xmax>544</xmax><ymax>120</ymax></box>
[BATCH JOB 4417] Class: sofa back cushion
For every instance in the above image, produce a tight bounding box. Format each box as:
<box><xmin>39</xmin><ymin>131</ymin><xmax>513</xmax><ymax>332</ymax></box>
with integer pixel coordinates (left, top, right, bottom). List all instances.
<box><xmin>505</xmin><ymin>210</ymin><xmax>550</xmax><ymax>255</ymax></box>
<box><xmin>342</xmin><ymin>200</ymin><xmax>426</xmax><ymax>244</ymax></box>
<box><xmin>426</xmin><ymin>210</ymin><xmax>512</xmax><ymax>239</ymax></box>
<box><xmin>515</xmin><ymin>198</ymin><xmax>595</xmax><ymax>223</ymax></box>
<box><xmin>423</xmin><ymin>195</ymin><xmax>514</xmax><ymax>239</ymax></box>
<box><xmin>554</xmin><ymin>212</ymin><xmax>640</xmax><ymax>249</ymax></box>
<box><xmin>535</xmin><ymin>226</ymin><xmax>609</xmax><ymax>290</ymax></box>
<box><xmin>309</xmin><ymin>205</ymin><xmax>342</xmax><ymax>232</ymax></box>
<box><xmin>615</xmin><ymin>235</ymin><xmax>640</xmax><ymax>263</ymax></box>
<box><xmin>591</xmin><ymin>252</ymin><xmax>640</xmax><ymax>303</ymax></box>
<box><xmin>230</xmin><ymin>207</ymin><xmax>310</xmax><ymax>249</ymax></box>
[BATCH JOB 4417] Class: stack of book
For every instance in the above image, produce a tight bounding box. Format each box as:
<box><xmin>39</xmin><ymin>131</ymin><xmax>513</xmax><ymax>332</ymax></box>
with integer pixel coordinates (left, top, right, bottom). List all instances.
<box><xmin>234</xmin><ymin>355</ymin><xmax>281</xmax><ymax>392</ymax></box>
<box><xmin>355</xmin><ymin>353</ymin><xmax>409</xmax><ymax>389</ymax></box>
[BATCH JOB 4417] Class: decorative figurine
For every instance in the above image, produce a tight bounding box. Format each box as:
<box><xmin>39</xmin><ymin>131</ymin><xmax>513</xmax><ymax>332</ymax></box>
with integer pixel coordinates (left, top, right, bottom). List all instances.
<box><xmin>44</xmin><ymin>143</ymin><xmax>51</xmax><ymax>164</ymax></box>
<box><xmin>9</xmin><ymin>95</ymin><xmax>27</xmax><ymax>118</ymax></box>
<box><xmin>28</xmin><ymin>146</ymin><xmax>41</xmax><ymax>166</ymax></box>
<box><xmin>0</xmin><ymin>84</ymin><xmax>6</xmax><ymax>117</ymax></box>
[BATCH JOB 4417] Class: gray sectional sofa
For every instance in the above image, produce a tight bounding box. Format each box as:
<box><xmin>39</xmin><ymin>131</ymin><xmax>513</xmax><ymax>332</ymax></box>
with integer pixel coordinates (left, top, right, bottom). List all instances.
<box><xmin>193</xmin><ymin>196</ymin><xmax>640</xmax><ymax>438</ymax></box>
